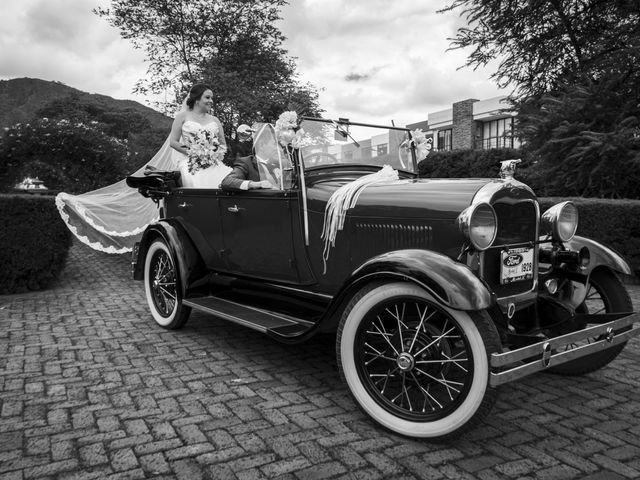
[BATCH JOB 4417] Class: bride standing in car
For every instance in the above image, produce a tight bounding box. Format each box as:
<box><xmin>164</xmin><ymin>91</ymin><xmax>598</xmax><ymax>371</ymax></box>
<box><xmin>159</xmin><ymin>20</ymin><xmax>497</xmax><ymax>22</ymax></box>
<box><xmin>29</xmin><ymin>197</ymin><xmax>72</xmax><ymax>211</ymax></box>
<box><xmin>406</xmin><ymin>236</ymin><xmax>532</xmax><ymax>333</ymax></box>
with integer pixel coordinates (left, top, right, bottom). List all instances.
<box><xmin>169</xmin><ymin>83</ymin><xmax>231</xmax><ymax>188</ymax></box>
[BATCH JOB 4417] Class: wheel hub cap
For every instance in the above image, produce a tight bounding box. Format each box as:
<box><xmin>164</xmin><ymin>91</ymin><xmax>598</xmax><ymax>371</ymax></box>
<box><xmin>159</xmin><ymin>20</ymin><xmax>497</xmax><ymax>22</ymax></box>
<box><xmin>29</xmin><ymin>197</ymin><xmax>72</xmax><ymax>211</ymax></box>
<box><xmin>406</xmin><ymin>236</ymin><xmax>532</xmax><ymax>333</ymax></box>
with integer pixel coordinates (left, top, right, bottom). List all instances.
<box><xmin>396</xmin><ymin>352</ymin><xmax>415</xmax><ymax>372</ymax></box>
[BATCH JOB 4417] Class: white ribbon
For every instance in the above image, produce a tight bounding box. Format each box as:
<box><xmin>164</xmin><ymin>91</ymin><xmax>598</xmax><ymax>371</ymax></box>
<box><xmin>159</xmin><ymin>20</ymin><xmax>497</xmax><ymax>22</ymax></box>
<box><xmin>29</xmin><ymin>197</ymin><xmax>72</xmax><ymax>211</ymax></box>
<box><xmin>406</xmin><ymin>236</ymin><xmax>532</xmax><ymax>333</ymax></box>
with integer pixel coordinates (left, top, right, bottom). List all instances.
<box><xmin>320</xmin><ymin>165</ymin><xmax>399</xmax><ymax>273</ymax></box>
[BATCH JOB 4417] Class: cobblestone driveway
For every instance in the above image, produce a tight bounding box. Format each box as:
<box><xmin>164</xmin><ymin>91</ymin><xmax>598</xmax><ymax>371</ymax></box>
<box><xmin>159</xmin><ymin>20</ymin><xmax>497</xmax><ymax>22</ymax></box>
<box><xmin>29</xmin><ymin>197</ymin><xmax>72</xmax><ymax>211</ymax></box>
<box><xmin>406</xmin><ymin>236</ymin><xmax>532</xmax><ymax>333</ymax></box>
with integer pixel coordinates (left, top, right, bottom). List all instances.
<box><xmin>1</xmin><ymin>241</ymin><xmax>639</xmax><ymax>480</ymax></box>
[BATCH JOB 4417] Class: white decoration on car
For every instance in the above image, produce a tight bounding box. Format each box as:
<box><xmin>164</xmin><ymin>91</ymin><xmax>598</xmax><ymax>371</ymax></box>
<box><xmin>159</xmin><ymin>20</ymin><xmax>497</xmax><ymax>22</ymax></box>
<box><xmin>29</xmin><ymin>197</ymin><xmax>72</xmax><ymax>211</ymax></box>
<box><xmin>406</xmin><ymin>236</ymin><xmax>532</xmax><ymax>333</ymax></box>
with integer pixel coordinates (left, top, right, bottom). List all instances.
<box><xmin>401</xmin><ymin>129</ymin><xmax>433</xmax><ymax>161</ymax></box>
<box><xmin>275</xmin><ymin>111</ymin><xmax>299</xmax><ymax>146</ymax></box>
<box><xmin>321</xmin><ymin>165</ymin><xmax>399</xmax><ymax>273</ymax></box>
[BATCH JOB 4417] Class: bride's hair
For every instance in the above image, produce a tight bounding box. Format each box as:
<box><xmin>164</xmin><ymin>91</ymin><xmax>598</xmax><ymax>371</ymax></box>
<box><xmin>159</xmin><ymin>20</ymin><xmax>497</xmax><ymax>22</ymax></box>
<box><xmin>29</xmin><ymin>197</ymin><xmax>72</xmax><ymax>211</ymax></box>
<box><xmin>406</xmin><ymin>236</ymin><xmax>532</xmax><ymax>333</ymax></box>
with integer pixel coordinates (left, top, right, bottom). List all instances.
<box><xmin>186</xmin><ymin>84</ymin><xmax>212</xmax><ymax>109</ymax></box>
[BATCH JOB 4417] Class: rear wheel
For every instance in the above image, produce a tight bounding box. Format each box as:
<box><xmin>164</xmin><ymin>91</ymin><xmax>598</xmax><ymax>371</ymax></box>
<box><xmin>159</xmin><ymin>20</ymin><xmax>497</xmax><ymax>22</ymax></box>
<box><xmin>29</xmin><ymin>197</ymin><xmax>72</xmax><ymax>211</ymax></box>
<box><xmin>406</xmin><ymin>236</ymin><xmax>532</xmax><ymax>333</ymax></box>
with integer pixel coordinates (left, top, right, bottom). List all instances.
<box><xmin>548</xmin><ymin>269</ymin><xmax>632</xmax><ymax>375</ymax></box>
<box><xmin>144</xmin><ymin>239</ymin><xmax>191</xmax><ymax>329</ymax></box>
<box><xmin>337</xmin><ymin>282</ymin><xmax>501</xmax><ymax>439</ymax></box>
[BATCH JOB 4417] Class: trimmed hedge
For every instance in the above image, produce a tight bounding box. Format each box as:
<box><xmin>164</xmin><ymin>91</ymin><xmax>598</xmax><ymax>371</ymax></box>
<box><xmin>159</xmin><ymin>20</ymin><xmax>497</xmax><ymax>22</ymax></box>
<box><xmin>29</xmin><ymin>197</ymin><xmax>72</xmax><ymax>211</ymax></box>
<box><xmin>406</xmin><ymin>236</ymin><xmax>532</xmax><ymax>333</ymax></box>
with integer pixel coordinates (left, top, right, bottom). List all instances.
<box><xmin>418</xmin><ymin>148</ymin><xmax>543</xmax><ymax>192</ymax></box>
<box><xmin>539</xmin><ymin>197</ymin><xmax>640</xmax><ymax>278</ymax></box>
<box><xmin>418</xmin><ymin>148</ymin><xmax>532</xmax><ymax>179</ymax></box>
<box><xmin>419</xmin><ymin>149</ymin><xmax>640</xmax><ymax>277</ymax></box>
<box><xmin>0</xmin><ymin>194</ymin><xmax>72</xmax><ymax>294</ymax></box>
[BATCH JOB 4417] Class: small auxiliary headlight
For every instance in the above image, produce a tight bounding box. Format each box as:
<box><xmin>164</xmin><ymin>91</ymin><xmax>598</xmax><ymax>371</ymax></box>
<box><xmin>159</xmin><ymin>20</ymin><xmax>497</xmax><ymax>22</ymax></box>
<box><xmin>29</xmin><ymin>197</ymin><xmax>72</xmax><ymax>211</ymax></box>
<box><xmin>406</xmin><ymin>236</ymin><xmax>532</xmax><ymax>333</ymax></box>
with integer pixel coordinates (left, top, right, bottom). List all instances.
<box><xmin>457</xmin><ymin>202</ymin><xmax>497</xmax><ymax>251</ymax></box>
<box><xmin>579</xmin><ymin>246</ymin><xmax>590</xmax><ymax>268</ymax></box>
<box><xmin>541</xmin><ymin>201</ymin><xmax>578</xmax><ymax>242</ymax></box>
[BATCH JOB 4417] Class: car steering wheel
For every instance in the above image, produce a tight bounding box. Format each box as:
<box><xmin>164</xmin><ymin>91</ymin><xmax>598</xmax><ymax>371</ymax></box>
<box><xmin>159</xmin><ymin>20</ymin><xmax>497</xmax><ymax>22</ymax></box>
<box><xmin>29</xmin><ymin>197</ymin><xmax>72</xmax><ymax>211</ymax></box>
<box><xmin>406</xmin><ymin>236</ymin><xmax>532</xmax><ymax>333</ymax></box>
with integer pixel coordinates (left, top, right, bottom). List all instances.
<box><xmin>257</xmin><ymin>158</ymin><xmax>281</xmax><ymax>187</ymax></box>
<box><xmin>304</xmin><ymin>152</ymin><xmax>338</xmax><ymax>166</ymax></box>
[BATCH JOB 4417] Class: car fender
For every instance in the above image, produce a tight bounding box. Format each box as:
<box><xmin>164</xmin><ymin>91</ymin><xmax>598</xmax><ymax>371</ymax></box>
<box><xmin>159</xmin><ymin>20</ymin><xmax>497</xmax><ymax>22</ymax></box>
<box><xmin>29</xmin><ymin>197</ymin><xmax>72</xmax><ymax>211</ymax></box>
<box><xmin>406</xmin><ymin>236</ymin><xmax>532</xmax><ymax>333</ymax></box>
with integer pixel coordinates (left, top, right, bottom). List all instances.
<box><xmin>325</xmin><ymin>249</ymin><xmax>493</xmax><ymax>327</ymax></box>
<box><xmin>566</xmin><ymin>235</ymin><xmax>633</xmax><ymax>277</ymax></box>
<box><xmin>133</xmin><ymin>219</ymin><xmax>205</xmax><ymax>297</ymax></box>
<box><xmin>560</xmin><ymin>235</ymin><xmax>633</xmax><ymax>309</ymax></box>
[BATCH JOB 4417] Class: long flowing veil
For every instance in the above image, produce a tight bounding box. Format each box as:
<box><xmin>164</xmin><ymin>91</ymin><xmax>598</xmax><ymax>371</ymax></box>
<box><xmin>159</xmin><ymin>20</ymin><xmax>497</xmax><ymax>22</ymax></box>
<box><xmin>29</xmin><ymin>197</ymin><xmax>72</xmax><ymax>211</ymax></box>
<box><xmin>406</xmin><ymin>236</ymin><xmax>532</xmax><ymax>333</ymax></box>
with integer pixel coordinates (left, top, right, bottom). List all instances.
<box><xmin>55</xmin><ymin>138</ymin><xmax>179</xmax><ymax>254</ymax></box>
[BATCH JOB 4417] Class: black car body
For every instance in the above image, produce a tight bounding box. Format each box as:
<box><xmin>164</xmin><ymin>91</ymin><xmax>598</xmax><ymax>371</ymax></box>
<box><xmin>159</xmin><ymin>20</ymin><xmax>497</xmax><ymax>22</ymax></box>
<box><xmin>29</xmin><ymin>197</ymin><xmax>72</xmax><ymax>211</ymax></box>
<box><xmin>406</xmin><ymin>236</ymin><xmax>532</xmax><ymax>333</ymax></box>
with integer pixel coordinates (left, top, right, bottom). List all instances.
<box><xmin>128</xmin><ymin>116</ymin><xmax>640</xmax><ymax>439</ymax></box>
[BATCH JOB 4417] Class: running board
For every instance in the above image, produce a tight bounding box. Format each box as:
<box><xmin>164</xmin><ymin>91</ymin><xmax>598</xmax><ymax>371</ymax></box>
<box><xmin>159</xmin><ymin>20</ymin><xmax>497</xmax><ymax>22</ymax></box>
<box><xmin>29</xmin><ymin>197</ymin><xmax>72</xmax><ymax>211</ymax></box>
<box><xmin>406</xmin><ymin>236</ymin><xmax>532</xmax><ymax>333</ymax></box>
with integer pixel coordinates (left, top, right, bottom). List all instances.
<box><xmin>183</xmin><ymin>296</ymin><xmax>315</xmax><ymax>339</ymax></box>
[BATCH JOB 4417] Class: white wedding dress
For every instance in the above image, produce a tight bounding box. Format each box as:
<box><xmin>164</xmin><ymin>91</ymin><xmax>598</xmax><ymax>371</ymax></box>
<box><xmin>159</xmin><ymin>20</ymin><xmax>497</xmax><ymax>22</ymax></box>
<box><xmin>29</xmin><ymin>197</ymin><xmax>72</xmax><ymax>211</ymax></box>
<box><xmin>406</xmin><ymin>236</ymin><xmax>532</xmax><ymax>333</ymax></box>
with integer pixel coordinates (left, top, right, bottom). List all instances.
<box><xmin>56</xmin><ymin>138</ymin><xmax>175</xmax><ymax>254</ymax></box>
<box><xmin>176</xmin><ymin>120</ymin><xmax>231</xmax><ymax>188</ymax></box>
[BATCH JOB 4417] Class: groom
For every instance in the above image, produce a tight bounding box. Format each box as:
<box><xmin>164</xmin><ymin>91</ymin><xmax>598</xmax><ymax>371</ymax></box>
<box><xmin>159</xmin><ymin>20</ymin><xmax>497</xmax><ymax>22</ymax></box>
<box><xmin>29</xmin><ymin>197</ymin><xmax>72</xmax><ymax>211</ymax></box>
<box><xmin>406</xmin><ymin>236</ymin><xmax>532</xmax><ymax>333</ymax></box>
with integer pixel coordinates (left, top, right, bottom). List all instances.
<box><xmin>220</xmin><ymin>155</ymin><xmax>275</xmax><ymax>191</ymax></box>
<box><xmin>221</xmin><ymin>124</ymin><xmax>276</xmax><ymax>191</ymax></box>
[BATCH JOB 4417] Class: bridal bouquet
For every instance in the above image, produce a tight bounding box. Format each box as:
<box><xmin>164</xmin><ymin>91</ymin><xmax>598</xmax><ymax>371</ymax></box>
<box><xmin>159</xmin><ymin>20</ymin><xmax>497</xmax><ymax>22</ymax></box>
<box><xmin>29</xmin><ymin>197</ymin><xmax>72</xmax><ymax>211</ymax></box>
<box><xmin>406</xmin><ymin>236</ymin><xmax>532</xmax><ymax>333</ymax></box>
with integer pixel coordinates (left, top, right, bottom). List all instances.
<box><xmin>187</xmin><ymin>129</ymin><xmax>227</xmax><ymax>174</ymax></box>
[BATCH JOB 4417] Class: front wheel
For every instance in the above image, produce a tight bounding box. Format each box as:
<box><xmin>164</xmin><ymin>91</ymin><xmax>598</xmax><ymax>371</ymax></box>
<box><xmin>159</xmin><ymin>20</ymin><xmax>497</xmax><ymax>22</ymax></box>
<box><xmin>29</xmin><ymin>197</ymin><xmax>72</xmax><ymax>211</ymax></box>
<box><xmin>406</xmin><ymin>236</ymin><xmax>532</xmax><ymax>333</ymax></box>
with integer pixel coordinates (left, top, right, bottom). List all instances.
<box><xmin>337</xmin><ymin>282</ymin><xmax>501</xmax><ymax>439</ymax></box>
<box><xmin>144</xmin><ymin>239</ymin><xmax>191</xmax><ymax>329</ymax></box>
<box><xmin>548</xmin><ymin>268</ymin><xmax>633</xmax><ymax>375</ymax></box>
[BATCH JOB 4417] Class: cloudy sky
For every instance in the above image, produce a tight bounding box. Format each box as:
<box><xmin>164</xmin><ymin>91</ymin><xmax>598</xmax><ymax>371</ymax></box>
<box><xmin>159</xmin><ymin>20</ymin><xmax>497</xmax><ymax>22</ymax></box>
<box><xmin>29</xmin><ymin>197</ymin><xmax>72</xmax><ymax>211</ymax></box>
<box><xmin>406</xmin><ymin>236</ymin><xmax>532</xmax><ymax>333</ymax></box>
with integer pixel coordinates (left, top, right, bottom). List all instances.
<box><xmin>0</xmin><ymin>0</ymin><xmax>505</xmax><ymax>126</ymax></box>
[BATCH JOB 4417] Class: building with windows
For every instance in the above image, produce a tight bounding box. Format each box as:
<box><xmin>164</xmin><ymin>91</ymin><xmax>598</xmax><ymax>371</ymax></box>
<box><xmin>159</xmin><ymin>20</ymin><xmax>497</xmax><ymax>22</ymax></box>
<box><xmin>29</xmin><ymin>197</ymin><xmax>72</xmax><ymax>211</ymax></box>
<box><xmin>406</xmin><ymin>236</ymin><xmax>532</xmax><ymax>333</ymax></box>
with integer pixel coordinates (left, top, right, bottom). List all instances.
<box><xmin>407</xmin><ymin>96</ymin><xmax>519</xmax><ymax>151</ymax></box>
<box><xmin>319</xmin><ymin>96</ymin><xmax>518</xmax><ymax>161</ymax></box>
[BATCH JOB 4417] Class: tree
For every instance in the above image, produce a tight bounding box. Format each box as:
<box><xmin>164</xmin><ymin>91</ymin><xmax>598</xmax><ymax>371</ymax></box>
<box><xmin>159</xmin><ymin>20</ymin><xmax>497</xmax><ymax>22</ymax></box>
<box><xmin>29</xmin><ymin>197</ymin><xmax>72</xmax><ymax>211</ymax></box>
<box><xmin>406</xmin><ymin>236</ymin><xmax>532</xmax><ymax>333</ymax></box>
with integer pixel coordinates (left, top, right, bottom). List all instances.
<box><xmin>443</xmin><ymin>0</ymin><xmax>640</xmax><ymax>198</ymax></box>
<box><xmin>441</xmin><ymin>0</ymin><xmax>640</xmax><ymax>99</ymax></box>
<box><xmin>0</xmin><ymin>119</ymin><xmax>130</xmax><ymax>194</ymax></box>
<box><xmin>202</xmin><ymin>30</ymin><xmax>322</xmax><ymax>153</ymax></box>
<box><xmin>95</xmin><ymin>0</ymin><xmax>322</xmax><ymax>144</ymax></box>
<box><xmin>515</xmin><ymin>73</ymin><xmax>640</xmax><ymax>198</ymax></box>
<box><xmin>37</xmin><ymin>94</ymin><xmax>167</xmax><ymax>170</ymax></box>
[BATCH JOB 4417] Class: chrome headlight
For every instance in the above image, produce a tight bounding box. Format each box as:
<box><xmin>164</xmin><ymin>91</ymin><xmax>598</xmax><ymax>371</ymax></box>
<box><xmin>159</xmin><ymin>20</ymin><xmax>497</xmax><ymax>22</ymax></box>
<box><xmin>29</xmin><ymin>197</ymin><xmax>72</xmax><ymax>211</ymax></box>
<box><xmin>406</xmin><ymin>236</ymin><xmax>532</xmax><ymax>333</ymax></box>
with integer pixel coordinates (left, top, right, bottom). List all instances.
<box><xmin>541</xmin><ymin>201</ymin><xmax>578</xmax><ymax>242</ymax></box>
<box><xmin>457</xmin><ymin>202</ymin><xmax>497</xmax><ymax>251</ymax></box>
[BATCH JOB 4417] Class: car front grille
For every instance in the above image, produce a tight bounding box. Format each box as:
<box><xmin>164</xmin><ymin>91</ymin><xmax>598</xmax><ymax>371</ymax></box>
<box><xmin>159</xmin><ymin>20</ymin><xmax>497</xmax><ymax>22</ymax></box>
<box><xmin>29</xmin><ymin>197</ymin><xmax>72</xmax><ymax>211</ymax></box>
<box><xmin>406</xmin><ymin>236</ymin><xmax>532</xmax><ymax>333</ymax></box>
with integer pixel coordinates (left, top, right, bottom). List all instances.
<box><xmin>481</xmin><ymin>200</ymin><xmax>538</xmax><ymax>298</ymax></box>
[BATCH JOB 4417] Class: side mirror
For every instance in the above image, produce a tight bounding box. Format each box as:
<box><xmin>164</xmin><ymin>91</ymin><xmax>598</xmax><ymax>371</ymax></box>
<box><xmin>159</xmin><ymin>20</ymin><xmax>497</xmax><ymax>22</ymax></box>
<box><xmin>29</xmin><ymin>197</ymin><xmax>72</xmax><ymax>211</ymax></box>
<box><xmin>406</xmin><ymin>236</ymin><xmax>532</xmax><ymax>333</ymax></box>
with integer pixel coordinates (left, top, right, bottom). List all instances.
<box><xmin>237</xmin><ymin>124</ymin><xmax>254</xmax><ymax>142</ymax></box>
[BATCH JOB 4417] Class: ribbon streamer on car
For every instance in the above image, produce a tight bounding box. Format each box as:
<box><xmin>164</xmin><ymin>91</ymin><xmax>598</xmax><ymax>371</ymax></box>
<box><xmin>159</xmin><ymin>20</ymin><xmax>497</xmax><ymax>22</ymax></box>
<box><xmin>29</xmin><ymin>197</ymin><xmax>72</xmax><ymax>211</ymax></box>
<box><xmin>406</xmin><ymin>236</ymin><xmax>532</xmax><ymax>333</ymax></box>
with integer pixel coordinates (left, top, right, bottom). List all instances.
<box><xmin>320</xmin><ymin>165</ymin><xmax>399</xmax><ymax>273</ymax></box>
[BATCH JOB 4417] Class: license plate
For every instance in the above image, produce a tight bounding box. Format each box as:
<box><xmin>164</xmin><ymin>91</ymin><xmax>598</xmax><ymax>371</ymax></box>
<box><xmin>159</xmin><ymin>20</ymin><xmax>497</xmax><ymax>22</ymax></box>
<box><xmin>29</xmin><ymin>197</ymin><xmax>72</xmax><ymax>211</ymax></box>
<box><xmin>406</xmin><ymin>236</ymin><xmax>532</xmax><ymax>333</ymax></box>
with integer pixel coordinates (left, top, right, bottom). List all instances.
<box><xmin>500</xmin><ymin>247</ymin><xmax>534</xmax><ymax>285</ymax></box>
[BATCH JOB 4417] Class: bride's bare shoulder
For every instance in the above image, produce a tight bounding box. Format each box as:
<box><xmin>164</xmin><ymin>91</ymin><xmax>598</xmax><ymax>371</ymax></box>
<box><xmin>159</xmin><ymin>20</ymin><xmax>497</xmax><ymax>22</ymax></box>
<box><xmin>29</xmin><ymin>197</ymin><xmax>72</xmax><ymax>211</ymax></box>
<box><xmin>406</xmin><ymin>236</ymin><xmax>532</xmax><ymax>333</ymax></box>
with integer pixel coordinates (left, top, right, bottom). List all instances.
<box><xmin>174</xmin><ymin>110</ymin><xmax>188</xmax><ymax>122</ymax></box>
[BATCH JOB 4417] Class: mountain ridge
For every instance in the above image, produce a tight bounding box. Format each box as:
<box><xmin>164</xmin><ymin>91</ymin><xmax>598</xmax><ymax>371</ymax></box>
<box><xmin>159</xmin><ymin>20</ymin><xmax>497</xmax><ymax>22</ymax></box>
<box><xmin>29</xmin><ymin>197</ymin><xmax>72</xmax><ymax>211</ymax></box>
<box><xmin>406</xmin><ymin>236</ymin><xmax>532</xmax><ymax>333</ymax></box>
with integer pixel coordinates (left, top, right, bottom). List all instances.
<box><xmin>0</xmin><ymin>77</ymin><xmax>172</xmax><ymax>131</ymax></box>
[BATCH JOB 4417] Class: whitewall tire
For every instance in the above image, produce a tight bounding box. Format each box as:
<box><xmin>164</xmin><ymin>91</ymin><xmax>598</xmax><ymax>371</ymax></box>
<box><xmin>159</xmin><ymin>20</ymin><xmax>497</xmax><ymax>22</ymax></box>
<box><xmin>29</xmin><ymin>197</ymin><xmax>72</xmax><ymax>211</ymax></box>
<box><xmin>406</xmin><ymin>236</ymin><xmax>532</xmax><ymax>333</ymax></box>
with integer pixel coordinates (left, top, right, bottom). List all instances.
<box><xmin>337</xmin><ymin>282</ymin><xmax>500</xmax><ymax>439</ymax></box>
<box><xmin>144</xmin><ymin>239</ymin><xmax>191</xmax><ymax>329</ymax></box>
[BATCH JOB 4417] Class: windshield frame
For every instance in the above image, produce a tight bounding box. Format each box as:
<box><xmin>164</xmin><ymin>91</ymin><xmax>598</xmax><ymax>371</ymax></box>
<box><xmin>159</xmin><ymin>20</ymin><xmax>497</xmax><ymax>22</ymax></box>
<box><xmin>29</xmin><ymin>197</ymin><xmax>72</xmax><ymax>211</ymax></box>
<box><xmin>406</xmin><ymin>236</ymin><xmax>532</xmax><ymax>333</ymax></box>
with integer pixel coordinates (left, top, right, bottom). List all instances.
<box><xmin>298</xmin><ymin>116</ymin><xmax>418</xmax><ymax>174</ymax></box>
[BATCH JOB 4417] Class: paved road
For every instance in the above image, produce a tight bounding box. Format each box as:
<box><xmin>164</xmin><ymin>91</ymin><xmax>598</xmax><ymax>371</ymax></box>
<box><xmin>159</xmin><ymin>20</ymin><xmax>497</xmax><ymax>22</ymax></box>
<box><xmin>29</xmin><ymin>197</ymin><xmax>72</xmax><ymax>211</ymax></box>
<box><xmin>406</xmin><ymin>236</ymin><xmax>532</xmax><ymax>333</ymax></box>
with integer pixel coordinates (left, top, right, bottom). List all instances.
<box><xmin>1</xmin><ymin>240</ymin><xmax>639</xmax><ymax>480</ymax></box>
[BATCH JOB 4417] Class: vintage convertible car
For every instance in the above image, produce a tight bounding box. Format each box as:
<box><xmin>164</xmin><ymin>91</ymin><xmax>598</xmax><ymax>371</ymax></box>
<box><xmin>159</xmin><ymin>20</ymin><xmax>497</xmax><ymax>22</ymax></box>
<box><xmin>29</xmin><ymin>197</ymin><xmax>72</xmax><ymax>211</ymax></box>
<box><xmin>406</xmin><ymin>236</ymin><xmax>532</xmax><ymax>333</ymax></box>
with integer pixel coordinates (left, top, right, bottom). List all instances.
<box><xmin>128</xmin><ymin>116</ymin><xmax>639</xmax><ymax>439</ymax></box>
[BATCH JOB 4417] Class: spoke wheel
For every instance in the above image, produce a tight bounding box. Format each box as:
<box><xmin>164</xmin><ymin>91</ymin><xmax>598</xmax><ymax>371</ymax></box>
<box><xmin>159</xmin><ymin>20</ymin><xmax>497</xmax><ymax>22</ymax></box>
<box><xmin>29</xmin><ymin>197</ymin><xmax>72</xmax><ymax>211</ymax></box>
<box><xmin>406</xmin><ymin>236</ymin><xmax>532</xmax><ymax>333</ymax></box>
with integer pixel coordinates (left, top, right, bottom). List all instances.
<box><xmin>144</xmin><ymin>239</ymin><xmax>191</xmax><ymax>329</ymax></box>
<box><xmin>548</xmin><ymin>269</ymin><xmax>632</xmax><ymax>375</ymax></box>
<box><xmin>337</xmin><ymin>282</ymin><xmax>500</xmax><ymax>439</ymax></box>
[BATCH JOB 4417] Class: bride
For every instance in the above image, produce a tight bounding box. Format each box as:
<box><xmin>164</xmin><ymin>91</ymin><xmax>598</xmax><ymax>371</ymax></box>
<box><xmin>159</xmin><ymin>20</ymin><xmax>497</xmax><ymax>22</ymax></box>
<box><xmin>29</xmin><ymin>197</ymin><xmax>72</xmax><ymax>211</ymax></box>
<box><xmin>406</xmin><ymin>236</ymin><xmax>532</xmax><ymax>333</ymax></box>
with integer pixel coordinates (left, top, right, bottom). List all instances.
<box><xmin>169</xmin><ymin>84</ymin><xmax>231</xmax><ymax>188</ymax></box>
<box><xmin>56</xmin><ymin>84</ymin><xmax>232</xmax><ymax>254</ymax></box>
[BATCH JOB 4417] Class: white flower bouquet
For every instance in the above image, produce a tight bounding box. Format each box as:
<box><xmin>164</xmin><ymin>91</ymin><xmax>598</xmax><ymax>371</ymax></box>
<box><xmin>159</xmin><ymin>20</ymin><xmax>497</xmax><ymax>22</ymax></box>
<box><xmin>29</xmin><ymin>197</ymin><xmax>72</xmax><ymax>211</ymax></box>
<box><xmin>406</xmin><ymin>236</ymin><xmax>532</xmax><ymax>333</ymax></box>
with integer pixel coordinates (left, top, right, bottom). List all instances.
<box><xmin>275</xmin><ymin>111</ymin><xmax>299</xmax><ymax>146</ymax></box>
<box><xmin>187</xmin><ymin>128</ymin><xmax>227</xmax><ymax>174</ymax></box>
<box><xmin>402</xmin><ymin>129</ymin><xmax>433</xmax><ymax>161</ymax></box>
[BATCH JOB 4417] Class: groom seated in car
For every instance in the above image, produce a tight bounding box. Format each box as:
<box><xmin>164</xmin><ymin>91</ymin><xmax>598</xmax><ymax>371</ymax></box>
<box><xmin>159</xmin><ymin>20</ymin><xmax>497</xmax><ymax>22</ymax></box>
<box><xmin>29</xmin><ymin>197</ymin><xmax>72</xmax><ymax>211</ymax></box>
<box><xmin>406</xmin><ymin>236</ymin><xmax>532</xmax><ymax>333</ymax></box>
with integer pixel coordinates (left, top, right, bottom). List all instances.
<box><xmin>221</xmin><ymin>123</ymin><xmax>281</xmax><ymax>191</ymax></box>
<box><xmin>220</xmin><ymin>156</ymin><xmax>275</xmax><ymax>190</ymax></box>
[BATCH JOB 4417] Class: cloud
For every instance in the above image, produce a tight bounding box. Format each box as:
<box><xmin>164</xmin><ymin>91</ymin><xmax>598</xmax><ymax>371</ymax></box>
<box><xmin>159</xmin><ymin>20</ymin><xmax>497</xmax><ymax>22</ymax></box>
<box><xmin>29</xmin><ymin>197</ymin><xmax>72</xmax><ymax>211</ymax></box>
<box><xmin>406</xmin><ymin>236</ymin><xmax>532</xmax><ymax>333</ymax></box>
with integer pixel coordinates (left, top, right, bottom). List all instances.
<box><xmin>0</xmin><ymin>0</ymin><xmax>150</xmax><ymax>104</ymax></box>
<box><xmin>344</xmin><ymin>65</ymin><xmax>385</xmax><ymax>82</ymax></box>
<box><xmin>278</xmin><ymin>1</ymin><xmax>504</xmax><ymax>125</ymax></box>
<box><xmin>344</xmin><ymin>72</ymin><xmax>367</xmax><ymax>82</ymax></box>
<box><xmin>27</xmin><ymin>0</ymin><xmax>89</xmax><ymax>45</ymax></box>
<box><xmin>0</xmin><ymin>0</ymin><xmax>505</xmax><ymax>122</ymax></box>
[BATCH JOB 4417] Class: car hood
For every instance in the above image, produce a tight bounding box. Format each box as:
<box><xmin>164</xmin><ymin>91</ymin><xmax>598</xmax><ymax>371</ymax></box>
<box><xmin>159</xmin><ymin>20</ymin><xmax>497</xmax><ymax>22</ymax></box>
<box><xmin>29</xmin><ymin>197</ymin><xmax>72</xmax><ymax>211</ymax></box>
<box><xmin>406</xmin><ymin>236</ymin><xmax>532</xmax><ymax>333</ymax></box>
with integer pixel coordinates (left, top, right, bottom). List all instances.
<box><xmin>307</xmin><ymin>177</ymin><xmax>531</xmax><ymax>219</ymax></box>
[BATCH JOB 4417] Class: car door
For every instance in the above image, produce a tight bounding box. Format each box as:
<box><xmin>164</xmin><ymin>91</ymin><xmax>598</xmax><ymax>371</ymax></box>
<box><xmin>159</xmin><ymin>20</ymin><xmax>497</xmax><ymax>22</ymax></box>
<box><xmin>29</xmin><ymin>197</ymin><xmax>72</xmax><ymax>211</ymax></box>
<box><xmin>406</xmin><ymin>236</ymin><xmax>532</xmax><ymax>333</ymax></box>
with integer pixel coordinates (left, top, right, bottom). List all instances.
<box><xmin>165</xmin><ymin>189</ymin><xmax>226</xmax><ymax>269</ymax></box>
<box><xmin>218</xmin><ymin>190</ymin><xmax>299</xmax><ymax>282</ymax></box>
